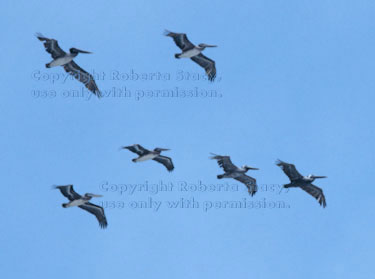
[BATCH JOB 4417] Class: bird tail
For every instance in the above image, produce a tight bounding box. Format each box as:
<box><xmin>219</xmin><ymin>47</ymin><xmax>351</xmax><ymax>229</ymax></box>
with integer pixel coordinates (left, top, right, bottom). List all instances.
<box><xmin>45</xmin><ymin>63</ymin><xmax>51</xmax><ymax>68</ymax></box>
<box><xmin>174</xmin><ymin>54</ymin><xmax>180</xmax><ymax>59</ymax></box>
<box><xmin>62</xmin><ymin>203</ymin><xmax>68</xmax><ymax>208</ymax></box>
<box><xmin>217</xmin><ymin>174</ymin><xmax>224</xmax><ymax>179</ymax></box>
<box><xmin>132</xmin><ymin>158</ymin><xmax>137</xmax><ymax>163</ymax></box>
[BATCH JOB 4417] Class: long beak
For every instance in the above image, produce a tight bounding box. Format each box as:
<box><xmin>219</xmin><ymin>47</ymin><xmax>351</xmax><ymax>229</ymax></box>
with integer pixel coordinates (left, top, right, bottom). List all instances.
<box><xmin>249</xmin><ymin>167</ymin><xmax>259</xmax><ymax>170</ymax></box>
<box><xmin>160</xmin><ymin>148</ymin><xmax>170</xmax><ymax>151</ymax></box>
<box><xmin>77</xmin><ymin>49</ymin><xmax>92</xmax><ymax>54</ymax></box>
<box><xmin>312</xmin><ymin>176</ymin><xmax>327</xmax><ymax>179</ymax></box>
<box><xmin>90</xmin><ymin>194</ymin><xmax>103</xmax><ymax>197</ymax></box>
<box><xmin>206</xmin><ymin>45</ymin><xmax>217</xmax><ymax>47</ymax></box>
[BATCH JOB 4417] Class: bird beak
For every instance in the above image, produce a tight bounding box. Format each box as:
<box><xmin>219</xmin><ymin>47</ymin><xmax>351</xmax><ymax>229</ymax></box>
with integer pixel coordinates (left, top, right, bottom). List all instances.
<box><xmin>206</xmin><ymin>44</ymin><xmax>217</xmax><ymax>47</ymax></box>
<box><xmin>249</xmin><ymin>167</ymin><xmax>259</xmax><ymax>170</ymax></box>
<box><xmin>91</xmin><ymin>194</ymin><xmax>103</xmax><ymax>197</ymax></box>
<box><xmin>160</xmin><ymin>148</ymin><xmax>170</xmax><ymax>151</ymax></box>
<box><xmin>312</xmin><ymin>176</ymin><xmax>327</xmax><ymax>179</ymax></box>
<box><xmin>77</xmin><ymin>49</ymin><xmax>92</xmax><ymax>54</ymax></box>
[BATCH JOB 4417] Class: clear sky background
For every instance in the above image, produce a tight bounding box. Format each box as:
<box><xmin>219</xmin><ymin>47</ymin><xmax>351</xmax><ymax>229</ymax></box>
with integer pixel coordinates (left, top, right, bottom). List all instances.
<box><xmin>1</xmin><ymin>0</ymin><xmax>374</xmax><ymax>278</ymax></box>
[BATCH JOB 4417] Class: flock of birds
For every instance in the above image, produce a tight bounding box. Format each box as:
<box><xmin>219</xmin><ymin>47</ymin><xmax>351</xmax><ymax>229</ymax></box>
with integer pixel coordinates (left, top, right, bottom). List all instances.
<box><xmin>35</xmin><ymin>30</ymin><xmax>217</xmax><ymax>98</ymax></box>
<box><xmin>36</xmin><ymin>32</ymin><xmax>327</xmax><ymax>229</ymax></box>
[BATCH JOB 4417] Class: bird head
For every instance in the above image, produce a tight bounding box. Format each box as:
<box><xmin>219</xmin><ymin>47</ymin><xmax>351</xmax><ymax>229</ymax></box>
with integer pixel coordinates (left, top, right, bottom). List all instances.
<box><xmin>69</xmin><ymin>48</ymin><xmax>92</xmax><ymax>54</ymax></box>
<box><xmin>85</xmin><ymin>193</ymin><xmax>103</xmax><ymax>198</ymax></box>
<box><xmin>243</xmin><ymin>165</ymin><xmax>259</xmax><ymax>171</ymax></box>
<box><xmin>307</xmin><ymin>174</ymin><xmax>327</xmax><ymax>180</ymax></box>
<box><xmin>198</xmin><ymin>43</ymin><xmax>217</xmax><ymax>49</ymax></box>
<box><xmin>154</xmin><ymin>148</ymin><xmax>170</xmax><ymax>152</ymax></box>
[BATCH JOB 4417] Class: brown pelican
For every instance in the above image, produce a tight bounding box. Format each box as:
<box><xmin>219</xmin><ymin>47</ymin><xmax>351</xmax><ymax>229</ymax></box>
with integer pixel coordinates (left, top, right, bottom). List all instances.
<box><xmin>164</xmin><ymin>30</ymin><xmax>217</xmax><ymax>81</ymax></box>
<box><xmin>121</xmin><ymin>144</ymin><xmax>174</xmax><ymax>172</ymax></box>
<box><xmin>36</xmin><ymin>33</ymin><xmax>101</xmax><ymax>97</ymax></box>
<box><xmin>276</xmin><ymin>160</ymin><xmax>327</xmax><ymax>208</ymax></box>
<box><xmin>210</xmin><ymin>153</ymin><xmax>258</xmax><ymax>196</ymax></box>
<box><xmin>54</xmin><ymin>185</ymin><xmax>107</xmax><ymax>228</ymax></box>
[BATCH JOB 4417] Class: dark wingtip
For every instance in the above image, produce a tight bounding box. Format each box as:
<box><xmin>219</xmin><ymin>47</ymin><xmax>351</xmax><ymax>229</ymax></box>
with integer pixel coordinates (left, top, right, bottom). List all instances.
<box><xmin>95</xmin><ymin>90</ymin><xmax>102</xmax><ymax>98</ymax></box>
<box><xmin>100</xmin><ymin>222</ymin><xmax>108</xmax><ymax>229</ymax></box>
<box><xmin>164</xmin><ymin>29</ymin><xmax>172</xmax><ymax>36</ymax></box>
<box><xmin>35</xmin><ymin>32</ymin><xmax>44</xmax><ymax>40</ymax></box>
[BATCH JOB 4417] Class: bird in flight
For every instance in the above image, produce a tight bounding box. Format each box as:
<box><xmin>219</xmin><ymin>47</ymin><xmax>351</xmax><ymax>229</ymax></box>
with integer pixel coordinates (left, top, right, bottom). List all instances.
<box><xmin>36</xmin><ymin>33</ymin><xmax>101</xmax><ymax>98</ymax></box>
<box><xmin>164</xmin><ymin>30</ymin><xmax>217</xmax><ymax>81</ymax></box>
<box><xmin>276</xmin><ymin>160</ymin><xmax>327</xmax><ymax>208</ymax></box>
<box><xmin>121</xmin><ymin>144</ymin><xmax>174</xmax><ymax>172</ymax></box>
<box><xmin>210</xmin><ymin>153</ymin><xmax>258</xmax><ymax>196</ymax></box>
<box><xmin>54</xmin><ymin>185</ymin><xmax>107</xmax><ymax>229</ymax></box>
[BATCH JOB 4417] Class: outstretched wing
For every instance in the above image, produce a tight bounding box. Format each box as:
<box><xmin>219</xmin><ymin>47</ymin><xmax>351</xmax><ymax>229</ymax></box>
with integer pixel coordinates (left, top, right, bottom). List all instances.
<box><xmin>300</xmin><ymin>184</ymin><xmax>326</xmax><ymax>208</ymax></box>
<box><xmin>79</xmin><ymin>202</ymin><xmax>108</xmax><ymax>229</ymax></box>
<box><xmin>63</xmin><ymin>61</ymin><xmax>101</xmax><ymax>97</ymax></box>
<box><xmin>36</xmin><ymin>33</ymin><xmax>66</xmax><ymax>59</ymax></box>
<box><xmin>191</xmin><ymin>54</ymin><xmax>216</xmax><ymax>81</ymax></box>
<box><xmin>54</xmin><ymin>185</ymin><xmax>81</xmax><ymax>201</ymax></box>
<box><xmin>210</xmin><ymin>153</ymin><xmax>238</xmax><ymax>172</ymax></box>
<box><xmin>123</xmin><ymin>144</ymin><xmax>150</xmax><ymax>156</ymax></box>
<box><xmin>234</xmin><ymin>174</ymin><xmax>258</xmax><ymax>196</ymax></box>
<box><xmin>164</xmin><ymin>30</ymin><xmax>195</xmax><ymax>51</ymax></box>
<box><xmin>153</xmin><ymin>155</ymin><xmax>174</xmax><ymax>172</ymax></box>
<box><xmin>276</xmin><ymin>159</ymin><xmax>303</xmax><ymax>181</ymax></box>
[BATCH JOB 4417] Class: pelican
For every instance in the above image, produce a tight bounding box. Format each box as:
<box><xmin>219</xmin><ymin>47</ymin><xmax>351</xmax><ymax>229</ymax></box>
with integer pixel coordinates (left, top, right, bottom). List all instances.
<box><xmin>36</xmin><ymin>33</ymin><xmax>101</xmax><ymax>97</ymax></box>
<box><xmin>54</xmin><ymin>185</ymin><xmax>107</xmax><ymax>228</ymax></box>
<box><xmin>164</xmin><ymin>30</ymin><xmax>217</xmax><ymax>81</ymax></box>
<box><xmin>276</xmin><ymin>160</ymin><xmax>327</xmax><ymax>208</ymax></box>
<box><xmin>121</xmin><ymin>144</ymin><xmax>174</xmax><ymax>172</ymax></box>
<box><xmin>210</xmin><ymin>153</ymin><xmax>258</xmax><ymax>196</ymax></box>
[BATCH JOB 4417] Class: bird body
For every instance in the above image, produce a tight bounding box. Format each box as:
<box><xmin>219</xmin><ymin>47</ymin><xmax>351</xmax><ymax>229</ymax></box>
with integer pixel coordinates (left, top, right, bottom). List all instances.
<box><xmin>46</xmin><ymin>54</ymin><xmax>76</xmax><ymax>68</ymax></box>
<box><xmin>176</xmin><ymin>48</ymin><xmax>202</xmax><ymax>58</ymax></box>
<box><xmin>132</xmin><ymin>152</ymin><xmax>159</xmax><ymax>162</ymax></box>
<box><xmin>276</xmin><ymin>160</ymin><xmax>327</xmax><ymax>207</ymax></box>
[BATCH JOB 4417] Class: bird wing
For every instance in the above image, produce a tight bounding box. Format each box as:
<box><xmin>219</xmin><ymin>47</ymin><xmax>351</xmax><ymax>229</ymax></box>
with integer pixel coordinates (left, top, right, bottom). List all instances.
<box><xmin>79</xmin><ymin>202</ymin><xmax>108</xmax><ymax>229</ymax></box>
<box><xmin>54</xmin><ymin>185</ymin><xmax>81</xmax><ymax>201</ymax></box>
<box><xmin>234</xmin><ymin>174</ymin><xmax>258</xmax><ymax>196</ymax></box>
<box><xmin>164</xmin><ymin>30</ymin><xmax>195</xmax><ymax>51</ymax></box>
<box><xmin>210</xmin><ymin>153</ymin><xmax>238</xmax><ymax>172</ymax></box>
<box><xmin>300</xmin><ymin>184</ymin><xmax>327</xmax><ymax>208</ymax></box>
<box><xmin>153</xmin><ymin>155</ymin><xmax>174</xmax><ymax>172</ymax></box>
<box><xmin>123</xmin><ymin>144</ymin><xmax>150</xmax><ymax>156</ymax></box>
<box><xmin>36</xmin><ymin>33</ymin><xmax>66</xmax><ymax>59</ymax></box>
<box><xmin>276</xmin><ymin>159</ymin><xmax>303</xmax><ymax>181</ymax></box>
<box><xmin>191</xmin><ymin>54</ymin><xmax>216</xmax><ymax>81</ymax></box>
<box><xmin>63</xmin><ymin>61</ymin><xmax>101</xmax><ymax>97</ymax></box>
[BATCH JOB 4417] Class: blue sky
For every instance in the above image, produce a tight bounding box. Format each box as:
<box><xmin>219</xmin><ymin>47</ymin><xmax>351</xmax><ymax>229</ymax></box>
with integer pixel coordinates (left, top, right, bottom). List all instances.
<box><xmin>1</xmin><ymin>0</ymin><xmax>374</xmax><ymax>278</ymax></box>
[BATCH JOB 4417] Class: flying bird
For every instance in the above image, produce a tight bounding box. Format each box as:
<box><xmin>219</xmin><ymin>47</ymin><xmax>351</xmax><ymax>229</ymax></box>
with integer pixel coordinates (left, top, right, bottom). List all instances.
<box><xmin>36</xmin><ymin>33</ymin><xmax>101</xmax><ymax>97</ymax></box>
<box><xmin>276</xmin><ymin>160</ymin><xmax>327</xmax><ymax>208</ymax></box>
<box><xmin>121</xmin><ymin>144</ymin><xmax>174</xmax><ymax>172</ymax></box>
<box><xmin>210</xmin><ymin>153</ymin><xmax>258</xmax><ymax>196</ymax></box>
<box><xmin>164</xmin><ymin>30</ymin><xmax>217</xmax><ymax>81</ymax></box>
<box><xmin>54</xmin><ymin>185</ymin><xmax>107</xmax><ymax>228</ymax></box>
